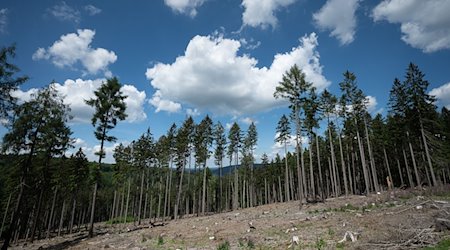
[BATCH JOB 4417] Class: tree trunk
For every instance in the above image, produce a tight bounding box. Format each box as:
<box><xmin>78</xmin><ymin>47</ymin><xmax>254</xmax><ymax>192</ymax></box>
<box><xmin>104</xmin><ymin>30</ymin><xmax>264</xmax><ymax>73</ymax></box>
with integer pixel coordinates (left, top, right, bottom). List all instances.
<box><xmin>383</xmin><ymin>147</ymin><xmax>393</xmax><ymax>189</ymax></box>
<box><xmin>396</xmin><ymin>157</ymin><xmax>405</xmax><ymax>187</ymax></box>
<box><xmin>30</xmin><ymin>189</ymin><xmax>44</xmax><ymax>242</ymax></box>
<box><xmin>421</xmin><ymin>125</ymin><xmax>437</xmax><ymax>186</ymax></box>
<box><xmin>138</xmin><ymin>168</ymin><xmax>145</xmax><ymax>225</ymax></box>
<box><xmin>0</xmin><ymin>192</ymin><xmax>12</xmax><ymax>238</ymax></box>
<box><xmin>407</xmin><ymin>132</ymin><xmax>421</xmax><ymax>187</ymax></box>
<box><xmin>328</xmin><ymin>126</ymin><xmax>339</xmax><ymax>196</ymax></box>
<box><xmin>316</xmin><ymin>134</ymin><xmax>323</xmax><ymax>200</ymax></box>
<box><xmin>403</xmin><ymin>148</ymin><xmax>414</xmax><ymax>187</ymax></box>
<box><xmin>175</xmin><ymin>157</ymin><xmax>186</xmax><ymax>220</ymax></box>
<box><xmin>309</xmin><ymin>136</ymin><xmax>316</xmax><ymax>200</ymax></box>
<box><xmin>201</xmin><ymin>164</ymin><xmax>207</xmax><ymax>215</ymax></box>
<box><xmin>284</xmin><ymin>142</ymin><xmax>290</xmax><ymax>202</ymax></box>
<box><xmin>364</xmin><ymin>117</ymin><xmax>379</xmax><ymax>193</ymax></box>
<box><xmin>355</xmin><ymin>120</ymin><xmax>370</xmax><ymax>194</ymax></box>
<box><xmin>58</xmin><ymin>200</ymin><xmax>66</xmax><ymax>236</ymax></box>
<box><xmin>338</xmin><ymin>133</ymin><xmax>349</xmax><ymax>196</ymax></box>
<box><xmin>69</xmin><ymin>197</ymin><xmax>76</xmax><ymax>234</ymax></box>
<box><xmin>124</xmin><ymin>178</ymin><xmax>131</xmax><ymax>224</ymax></box>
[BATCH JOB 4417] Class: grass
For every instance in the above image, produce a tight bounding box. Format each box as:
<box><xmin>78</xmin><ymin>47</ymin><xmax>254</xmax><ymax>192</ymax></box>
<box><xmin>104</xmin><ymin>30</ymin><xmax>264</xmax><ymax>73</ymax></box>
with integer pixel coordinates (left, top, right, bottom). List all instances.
<box><xmin>315</xmin><ymin>237</ymin><xmax>326</xmax><ymax>250</ymax></box>
<box><xmin>157</xmin><ymin>235</ymin><xmax>164</xmax><ymax>245</ymax></box>
<box><xmin>217</xmin><ymin>241</ymin><xmax>230</xmax><ymax>250</ymax></box>
<box><xmin>422</xmin><ymin>238</ymin><xmax>450</xmax><ymax>250</ymax></box>
<box><xmin>106</xmin><ymin>216</ymin><xmax>135</xmax><ymax>224</ymax></box>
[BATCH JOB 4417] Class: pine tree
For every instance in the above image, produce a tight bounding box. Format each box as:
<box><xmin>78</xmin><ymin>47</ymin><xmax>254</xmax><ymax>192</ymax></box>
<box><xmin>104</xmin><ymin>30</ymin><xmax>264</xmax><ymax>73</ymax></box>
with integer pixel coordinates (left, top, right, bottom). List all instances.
<box><xmin>275</xmin><ymin>114</ymin><xmax>291</xmax><ymax>202</ymax></box>
<box><xmin>2</xmin><ymin>84</ymin><xmax>72</xmax><ymax>249</ymax></box>
<box><xmin>85</xmin><ymin>77</ymin><xmax>127</xmax><ymax>237</ymax></box>
<box><xmin>213</xmin><ymin>122</ymin><xmax>226</xmax><ymax>211</ymax></box>
<box><xmin>227</xmin><ymin>122</ymin><xmax>241</xmax><ymax>210</ymax></box>
<box><xmin>274</xmin><ymin>64</ymin><xmax>312</xmax><ymax>208</ymax></box>
<box><xmin>0</xmin><ymin>45</ymin><xmax>28</xmax><ymax>122</ymax></box>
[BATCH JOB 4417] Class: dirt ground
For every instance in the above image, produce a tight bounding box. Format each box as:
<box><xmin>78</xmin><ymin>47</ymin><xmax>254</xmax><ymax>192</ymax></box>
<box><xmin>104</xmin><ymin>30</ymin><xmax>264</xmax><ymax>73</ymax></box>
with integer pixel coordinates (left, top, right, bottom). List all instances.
<box><xmin>6</xmin><ymin>187</ymin><xmax>450</xmax><ymax>250</ymax></box>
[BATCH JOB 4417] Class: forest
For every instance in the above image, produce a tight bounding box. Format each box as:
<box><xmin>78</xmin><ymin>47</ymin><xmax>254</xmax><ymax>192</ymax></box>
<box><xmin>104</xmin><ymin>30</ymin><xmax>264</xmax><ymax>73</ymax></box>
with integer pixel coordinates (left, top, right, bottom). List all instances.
<box><xmin>0</xmin><ymin>44</ymin><xmax>449</xmax><ymax>249</ymax></box>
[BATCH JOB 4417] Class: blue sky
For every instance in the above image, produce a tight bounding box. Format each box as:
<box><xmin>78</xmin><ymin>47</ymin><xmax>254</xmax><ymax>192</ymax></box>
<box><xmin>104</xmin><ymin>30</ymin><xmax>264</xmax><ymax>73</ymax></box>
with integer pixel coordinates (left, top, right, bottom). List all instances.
<box><xmin>1</xmin><ymin>0</ymin><xmax>449</xmax><ymax>164</ymax></box>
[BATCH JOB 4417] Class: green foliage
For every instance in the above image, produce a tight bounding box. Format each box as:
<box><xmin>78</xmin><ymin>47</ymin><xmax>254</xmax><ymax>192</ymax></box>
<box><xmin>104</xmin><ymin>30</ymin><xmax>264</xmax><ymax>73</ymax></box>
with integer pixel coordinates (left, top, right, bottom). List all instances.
<box><xmin>217</xmin><ymin>241</ymin><xmax>230</xmax><ymax>250</ymax></box>
<box><xmin>315</xmin><ymin>237</ymin><xmax>326</xmax><ymax>250</ymax></box>
<box><xmin>106</xmin><ymin>216</ymin><xmax>135</xmax><ymax>224</ymax></box>
<box><xmin>422</xmin><ymin>238</ymin><xmax>450</xmax><ymax>250</ymax></box>
<box><xmin>0</xmin><ymin>44</ymin><xmax>28</xmax><ymax>122</ymax></box>
<box><xmin>157</xmin><ymin>235</ymin><xmax>164</xmax><ymax>245</ymax></box>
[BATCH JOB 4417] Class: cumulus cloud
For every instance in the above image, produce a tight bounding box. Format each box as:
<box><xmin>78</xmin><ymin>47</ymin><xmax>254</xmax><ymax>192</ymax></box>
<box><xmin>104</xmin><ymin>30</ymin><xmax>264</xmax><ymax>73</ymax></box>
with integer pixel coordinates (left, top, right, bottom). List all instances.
<box><xmin>372</xmin><ymin>0</ymin><xmax>450</xmax><ymax>52</ymax></box>
<box><xmin>187</xmin><ymin>108</ymin><xmax>201</xmax><ymax>116</ymax></box>
<box><xmin>0</xmin><ymin>8</ymin><xmax>8</xmax><ymax>34</ymax></box>
<box><xmin>240</xmin><ymin>117</ymin><xmax>257</xmax><ymax>125</ymax></box>
<box><xmin>164</xmin><ymin>0</ymin><xmax>206</xmax><ymax>17</ymax></box>
<box><xmin>32</xmin><ymin>29</ymin><xmax>117</xmax><ymax>76</ymax></box>
<box><xmin>430</xmin><ymin>82</ymin><xmax>450</xmax><ymax>109</ymax></box>
<box><xmin>149</xmin><ymin>91</ymin><xmax>182</xmax><ymax>113</ymax></box>
<box><xmin>241</xmin><ymin>0</ymin><xmax>296</xmax><ymax>29</ymax></box>
<box><xmin>48</xmin><ymin>1</ymin><xmax>81</xmax><ymax>23</ymax></box>
<box><xmin>313</xmin><ymin>0</ymin><xmax>360</xmax><ymax>45</ymax></box>
<box><xmin>271</xmin><ymin>132</ymin><xmax>308</xmax><ymax>157</ymax></box>
<box><xmin>12</xmin><ymin>79</ymin><xmax>147</xmax><ymax>124</ymax></box>
<box><xmin>84</xmin><ymin>5</ymin><xmax>102</xmax><ymax>16</ymax></box>
<box><xmin>146</xmin><ymin>33</ymin><xmax>329</xmax><ymax>115</ymax></box>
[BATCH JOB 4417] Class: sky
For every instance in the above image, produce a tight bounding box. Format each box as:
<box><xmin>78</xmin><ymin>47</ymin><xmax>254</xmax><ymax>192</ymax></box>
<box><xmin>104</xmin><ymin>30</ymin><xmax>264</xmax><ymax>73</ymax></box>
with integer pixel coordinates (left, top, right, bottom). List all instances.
<box><xmin>0</xmin><ymin>0</ymin><xmax>449</xmax><ymax>164</ymax></box>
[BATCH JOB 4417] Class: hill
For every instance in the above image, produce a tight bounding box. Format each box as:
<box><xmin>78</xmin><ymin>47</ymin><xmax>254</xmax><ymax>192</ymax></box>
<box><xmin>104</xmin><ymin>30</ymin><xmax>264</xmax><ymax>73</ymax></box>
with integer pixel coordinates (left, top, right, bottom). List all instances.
<box><xmin>6</xmin><ymin>187</ymin><xmax>450</xmax><ymax>250</ymax></box>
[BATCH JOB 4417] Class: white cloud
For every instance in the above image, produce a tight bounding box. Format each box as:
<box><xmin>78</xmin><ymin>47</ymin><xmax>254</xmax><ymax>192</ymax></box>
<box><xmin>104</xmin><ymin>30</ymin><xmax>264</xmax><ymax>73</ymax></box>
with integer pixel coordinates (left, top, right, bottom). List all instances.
<box><xmin>365</xmin><ymin>95</ymin><xmax>378</xmax><ymax>113</ymax></box>
<box><xmin>271</xmin><ymin>132</ymin><xmax>308</xmax><ymax>157</ymax></box>
<box><xmin>48</xmin><ymin>1</ymin><xmax>81</xmax><ymax>23</ymax></box>
<box><xmin>164</xmin><ymin>0</ymin><xmax>206</xmax><ymax>17</ymax></box>
<box><xmin>187</xmin><ymin>108</ymin><xmax>201</xmax><ymax>116</ymax></box>
<box><xmin>372</xmin><ymin>0</ymin><xmax>450</xmax><ymax>52</ymax></box>
<box><xmin>241</xmin><ymin>0</ymin><xmax>296</xmax><ymax>29</ymax></box>
<box><xmin>146</xmin><ymin>33</ymin><xmax>329</xmax><ymax>115</ymax></box>
<box><xmin>313</xmin><ymin>0</ymin><xmax>360</xmax><ymax>45</ymax></box>
<box><xmin>84</xmin><ymin>5</ymin><xmax>102</xmax><ymax>16</ymax></box>
<box><xmin>12</xmin><ymin>79</ymin><xmax>147</xmax><ymax>124</ymax></box>
<box><xmin>149</xmin><ymin>90</ymin><xmax>182</xmax><ymax>113</ymax></box>
<box><xmin>240</xmin><ymin>117</ymin><xmax>257</xmax><ymax>125</ymax></box>
<box><xmin>0</xmin><ymin>8</ymin><xmax>8</xmax><ymax>34</ymax></box>
<box><xmin>121</xmin><ymin>84</ymin><xmax>147</xmax><ymax>122</ymax></box>
<box><xmin>32</xmin><ymin>29</ymin><xmax>117</xmax><ymax>76</ymax></box>
<box><xmin>430</xmin><ymin>82</ymin><xmax>450</xmax><ymax>109</ymax></box>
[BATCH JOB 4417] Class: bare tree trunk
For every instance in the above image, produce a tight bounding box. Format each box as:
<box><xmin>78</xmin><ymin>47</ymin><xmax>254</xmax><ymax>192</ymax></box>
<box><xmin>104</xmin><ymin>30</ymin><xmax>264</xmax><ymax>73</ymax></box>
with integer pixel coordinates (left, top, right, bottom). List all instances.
<box><xmin>111</xmin><ymin>190</ymin><xmax>117</xmax><ymax>222</ymax></box>
<box><xmin>69</xmin><ymin>197</ymin><xmax>76</xmax><ymax>234</ymax></box>
<box><xmin>30</xmin><ymin>189</ymin><xmax>44</xmax><ymax>242</ymax></box>
<box><xmin>309</xmin><ymin>136</ymin><xmax>315</xmax><ymax>200</ymax></box>
<box><xmin>403</xmin><ymin>148</ymin><xmax>414</xmax><ymax>187</ymax></box>
<box><xmin>124</xmin><ymin>178</ymin><xmax>131</xmax><ymax>224</ymax></box>
<box><xmin>138</xmin><ymin>168</ymin><xmax>145</xmax><ymax>225</ymax></box>
<box><xmin>364</xmin><ymin>118</ymin><xmax>379</xmax><ymax>193</ymax></box>
<box><xmin>201</xmin><ymin>164</ymin><xmax>207</xmax><ymax>215</ymax></box>
<box><xmin>421</xmin><ymin>125</ymin><xmax>437</xmax><ymax>186</ymax></box>
<box><xmin>0</xmin><ymin>192</ymin><xmax>12</xmax><ymax>237</ymax></box>
<box><xmin>383</xmin><ymin>147</ymin><xmax>393</xmax><ymax>188</ymax></box>
<box><xmin>396</xmin><ymin>157</ymin><xmax>405</xmax><ymax>187</ymax></box>
<box><xmin>284</xmin><ymin>142</ymin><xmax>290</xmax><ymax>202</ymax></box>
<box><xmin>328</xmin><ymin>157</ymin><xmax>335</xmax><ymax>197</ymax></box>
<box><xmin>355</xmin><ymin>121</ymin><xmax>370</xmax><ymax>194</ymax></box>
<box><xmin>407</xmin><ymin>132</ymin><xmax>421</xmax><ymax>187</ymax></box>
<box><xmin>175</xmin><ymin>158</ymin><xmax>186</xmax><ymax>220</ymax></box>
<box><xmin>338</xmin><ymin>133</ymin><xmax>349</xmax><ymax>195</ymax></box>
<box><xmin>163</xmin><ymin>169</ymin><xmax>169</xmax><ymax>222</ymax></box>
<box><xmin>58</xmin><ymin>200</ymin><xmax>66</xmax><ymax>236</ymax></box>
<box><xmin>328</xmin><ymin>127</ymin><xmax>339</xmax><ymax>196</ymax></box>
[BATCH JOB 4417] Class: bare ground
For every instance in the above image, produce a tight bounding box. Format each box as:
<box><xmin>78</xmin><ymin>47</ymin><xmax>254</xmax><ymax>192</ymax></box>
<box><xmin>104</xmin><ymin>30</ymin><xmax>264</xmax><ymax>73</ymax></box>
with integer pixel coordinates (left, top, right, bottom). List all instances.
<box><xmin>6</xmin><ymin>187</ymin><xmax>450</xmax><ymax>250</ymax></box>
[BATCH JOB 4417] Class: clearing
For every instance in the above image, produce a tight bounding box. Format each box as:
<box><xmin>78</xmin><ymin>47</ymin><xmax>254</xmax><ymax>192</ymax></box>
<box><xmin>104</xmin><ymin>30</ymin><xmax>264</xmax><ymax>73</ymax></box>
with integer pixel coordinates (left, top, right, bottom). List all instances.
<box><xmin>6</xmin><ymin>187</ymin><xmax>450</xmax><ymax>250</ymax></box>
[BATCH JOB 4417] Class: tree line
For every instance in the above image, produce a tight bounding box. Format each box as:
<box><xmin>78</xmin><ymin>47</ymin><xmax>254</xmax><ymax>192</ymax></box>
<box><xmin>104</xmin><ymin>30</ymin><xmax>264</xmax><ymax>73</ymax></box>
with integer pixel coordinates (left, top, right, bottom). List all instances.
<box><xmin>0</xmin><ymin>45</ymin><xmax>449</xmax><ymax>249</ymax></box>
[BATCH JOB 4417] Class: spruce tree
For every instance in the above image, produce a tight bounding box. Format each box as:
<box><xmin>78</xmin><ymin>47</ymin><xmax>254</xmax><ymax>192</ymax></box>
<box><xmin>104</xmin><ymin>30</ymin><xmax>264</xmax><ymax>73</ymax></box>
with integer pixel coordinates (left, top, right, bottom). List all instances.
<box><xmin>85</xmin><ymin>77</ymin><xmax>127</xmax><ymax>237</ymax></box>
